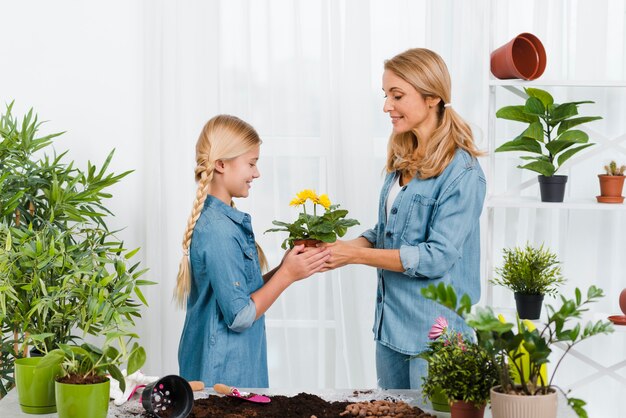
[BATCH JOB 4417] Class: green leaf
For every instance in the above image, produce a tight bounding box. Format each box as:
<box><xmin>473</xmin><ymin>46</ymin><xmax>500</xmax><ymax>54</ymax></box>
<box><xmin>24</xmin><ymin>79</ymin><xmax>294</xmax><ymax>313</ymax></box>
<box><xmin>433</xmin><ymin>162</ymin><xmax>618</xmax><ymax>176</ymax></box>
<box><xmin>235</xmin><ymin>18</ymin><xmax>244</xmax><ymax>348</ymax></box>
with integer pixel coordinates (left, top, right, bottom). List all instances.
<box><xmin>557</xmin><ymin>116</ymin><xmax>602</xmax><ymax>136</ymax></box>
<box><xmin>524</xmin><ymin>97</ymin><xmax>545</xmax><ymax>116</ymax></box>
<box><xmin>556</xmin><ymin>144</ymin><xmax>594</xmax><ymax>168</ymax></box>
<box><xmin>518</xmin><ymin>160</ymin><xmax>556</xmax><ymax>176</ymax></box>
<box><xmin>496</xmin><ymin>106</ymin><xmax>539</xmax><ymax>123</ymax></box>
<box><xmin>521</xmin><ymin>122</ymin><xmax>544</xmax><ymax>142</ymax></box>
<box><xmin>127</xmin><ymin>346</ymin><xmax>146</xmax><ymax>375</ymax></box>
<box><xmin>525</xmin><ymin>88</ymin><xmax>554</xmax><ymax>107</ymax></box>
<box><xmin>495</xmin><ymin>138</ymin><xmax>543</xmax><ymax>154</ymax></box>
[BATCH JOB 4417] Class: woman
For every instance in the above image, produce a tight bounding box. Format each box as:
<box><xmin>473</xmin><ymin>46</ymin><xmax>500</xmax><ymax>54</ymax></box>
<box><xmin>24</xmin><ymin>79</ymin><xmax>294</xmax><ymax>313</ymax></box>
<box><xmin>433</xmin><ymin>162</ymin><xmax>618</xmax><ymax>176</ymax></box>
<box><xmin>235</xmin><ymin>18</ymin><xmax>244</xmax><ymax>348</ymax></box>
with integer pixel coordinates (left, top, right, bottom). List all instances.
<box><xmin>323</xmin><ymin>48</ymin><xmax>485</xmax><ymax>389</ymax></box>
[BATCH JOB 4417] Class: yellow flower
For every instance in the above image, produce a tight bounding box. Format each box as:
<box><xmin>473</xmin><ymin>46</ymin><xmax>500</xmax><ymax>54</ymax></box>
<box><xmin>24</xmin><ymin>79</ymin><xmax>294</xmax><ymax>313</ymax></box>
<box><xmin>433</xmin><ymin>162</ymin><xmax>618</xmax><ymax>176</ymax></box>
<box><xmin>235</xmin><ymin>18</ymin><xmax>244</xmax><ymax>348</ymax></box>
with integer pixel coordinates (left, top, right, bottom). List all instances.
<box><xmin>296</xmin><ymin>189</ymin><xmax>318</xmax><ymax>203</ymax></box>
<box><xmin>317</xmin><ymin>194</ymin><xmax>331</xmax><ymax>209</ymax></box>
<box><xmin>289</xmin><ymin>197</ymin><xmax>305</xmax><ymax>206</ymax></box>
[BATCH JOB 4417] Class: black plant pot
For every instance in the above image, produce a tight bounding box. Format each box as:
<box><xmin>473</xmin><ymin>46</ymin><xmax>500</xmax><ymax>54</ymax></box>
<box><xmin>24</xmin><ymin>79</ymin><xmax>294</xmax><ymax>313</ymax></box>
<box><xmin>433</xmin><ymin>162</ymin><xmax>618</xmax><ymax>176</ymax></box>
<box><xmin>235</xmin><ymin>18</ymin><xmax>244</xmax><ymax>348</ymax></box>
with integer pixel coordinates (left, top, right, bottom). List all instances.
<box><xmin>141</xmin><ymin>375</ymin><xmax>194</xmax><ymax>418</ymax></box>
<box><xmin>538</xmin><ymin>175</ymin><xmax>568</xmax><ymax>202</ymax></box>
<box><xmin>514</xmin><ymin>292</ymin><xmax>544</xmax><ymax>320</ymax></box>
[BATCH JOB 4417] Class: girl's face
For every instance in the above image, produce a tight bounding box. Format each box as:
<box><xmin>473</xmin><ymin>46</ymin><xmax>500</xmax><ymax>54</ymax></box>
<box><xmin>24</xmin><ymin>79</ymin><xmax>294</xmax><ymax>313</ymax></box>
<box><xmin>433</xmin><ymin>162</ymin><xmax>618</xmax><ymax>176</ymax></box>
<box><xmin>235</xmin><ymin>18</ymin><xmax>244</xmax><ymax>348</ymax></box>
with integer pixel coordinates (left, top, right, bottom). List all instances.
<box><xmin>382</xmin><ymin>69</ymin><xmax>439</xmax><ymax>134</ymax></box>
<box><xmin>221</xmin><ymin>145</ymin><xmax>261</xmax><ymax>199</ymax></box>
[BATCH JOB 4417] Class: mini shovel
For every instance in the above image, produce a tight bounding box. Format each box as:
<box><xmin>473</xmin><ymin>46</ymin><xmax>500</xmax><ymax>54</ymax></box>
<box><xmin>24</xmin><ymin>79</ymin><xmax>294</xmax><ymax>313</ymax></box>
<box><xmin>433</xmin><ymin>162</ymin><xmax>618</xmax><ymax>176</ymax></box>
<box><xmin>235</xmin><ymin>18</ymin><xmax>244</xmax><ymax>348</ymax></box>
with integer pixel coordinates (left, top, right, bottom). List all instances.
<box><xmin>213</xmin><ymin>383</ymin><xmax>271</xmax><ymax>403</ymax></box>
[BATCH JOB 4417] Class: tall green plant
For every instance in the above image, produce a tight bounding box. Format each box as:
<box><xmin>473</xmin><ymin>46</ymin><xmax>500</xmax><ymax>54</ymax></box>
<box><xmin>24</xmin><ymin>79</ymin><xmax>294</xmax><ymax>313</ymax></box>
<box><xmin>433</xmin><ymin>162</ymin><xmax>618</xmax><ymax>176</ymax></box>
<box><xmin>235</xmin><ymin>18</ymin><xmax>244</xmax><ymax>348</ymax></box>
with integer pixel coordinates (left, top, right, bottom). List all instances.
<box><xmin>0</xmin><ymin>102</ymin><xmax>152</xmax><ymax>398</ymax></box>
<box><xmin>495</xmin><ymin>88</ymin><xmax>602</xmax><ymax>176</ymax></box>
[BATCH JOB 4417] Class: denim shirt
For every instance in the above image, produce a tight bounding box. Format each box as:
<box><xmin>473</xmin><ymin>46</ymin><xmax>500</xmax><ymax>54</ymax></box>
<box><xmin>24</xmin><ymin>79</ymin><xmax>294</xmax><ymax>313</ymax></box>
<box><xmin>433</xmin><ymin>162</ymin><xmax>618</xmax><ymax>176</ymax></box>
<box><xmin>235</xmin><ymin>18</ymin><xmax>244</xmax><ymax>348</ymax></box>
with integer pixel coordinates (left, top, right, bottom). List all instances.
<box><xmin>361</xmin><ymin>149</ymin><xmax>486</xmax><ymax>355</ymax></box>
<box><xmin>178</xmin><ymin>195</ymin><xmax>268</xmax><ymax>387</ymax></box>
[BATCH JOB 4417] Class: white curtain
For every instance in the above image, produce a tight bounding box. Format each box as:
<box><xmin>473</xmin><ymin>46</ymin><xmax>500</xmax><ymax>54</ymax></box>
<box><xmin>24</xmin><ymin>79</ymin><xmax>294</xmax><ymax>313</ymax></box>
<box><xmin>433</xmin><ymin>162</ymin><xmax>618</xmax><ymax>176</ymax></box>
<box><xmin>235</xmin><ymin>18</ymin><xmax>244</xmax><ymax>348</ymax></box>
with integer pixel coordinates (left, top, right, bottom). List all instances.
<box><xmin>1</xmin><ymin>0</ymin><xmax>625</xmax><ymax>415</ymax></box>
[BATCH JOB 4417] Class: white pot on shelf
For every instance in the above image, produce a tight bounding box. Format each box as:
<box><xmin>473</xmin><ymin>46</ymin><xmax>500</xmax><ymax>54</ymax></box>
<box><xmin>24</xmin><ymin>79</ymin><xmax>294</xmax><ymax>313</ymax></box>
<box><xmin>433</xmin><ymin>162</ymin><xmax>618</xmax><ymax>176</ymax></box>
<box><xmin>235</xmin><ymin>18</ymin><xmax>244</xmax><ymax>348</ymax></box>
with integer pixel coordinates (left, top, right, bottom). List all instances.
<box><xmin>490</xmin><ymin>386</ymin><xmax>557</xmax><ymax>418</ymax></box>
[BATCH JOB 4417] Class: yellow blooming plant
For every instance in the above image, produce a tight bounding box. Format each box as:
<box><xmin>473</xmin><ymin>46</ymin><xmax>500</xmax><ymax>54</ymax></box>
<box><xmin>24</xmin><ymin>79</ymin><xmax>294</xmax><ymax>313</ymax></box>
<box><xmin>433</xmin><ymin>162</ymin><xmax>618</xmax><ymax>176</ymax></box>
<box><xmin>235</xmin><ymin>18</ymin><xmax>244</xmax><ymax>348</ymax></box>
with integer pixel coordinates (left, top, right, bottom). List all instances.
<box><xmin>265</xmin><ymin>189</ymin><xmax>360</xmax><ymax>249</ymax></box>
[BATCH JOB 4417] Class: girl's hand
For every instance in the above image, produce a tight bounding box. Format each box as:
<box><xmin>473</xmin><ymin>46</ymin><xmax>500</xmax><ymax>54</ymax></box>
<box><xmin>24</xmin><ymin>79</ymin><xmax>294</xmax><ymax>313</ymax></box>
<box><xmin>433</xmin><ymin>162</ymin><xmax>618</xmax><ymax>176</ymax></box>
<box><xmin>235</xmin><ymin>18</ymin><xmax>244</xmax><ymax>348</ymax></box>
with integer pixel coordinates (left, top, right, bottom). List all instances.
<box><xmin>280</xmin><ymin>244</ymin><xmax>330</xmax><ymax>282</ymax></box>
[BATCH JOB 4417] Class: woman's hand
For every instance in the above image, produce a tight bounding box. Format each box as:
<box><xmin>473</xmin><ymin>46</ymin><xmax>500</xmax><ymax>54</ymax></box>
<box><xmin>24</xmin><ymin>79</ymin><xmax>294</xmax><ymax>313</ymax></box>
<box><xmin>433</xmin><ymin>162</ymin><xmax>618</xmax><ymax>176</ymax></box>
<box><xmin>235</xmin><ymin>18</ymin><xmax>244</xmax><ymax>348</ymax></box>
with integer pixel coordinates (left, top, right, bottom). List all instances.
<box><xmin>279</xmin><ymin>244</ymin><xmax>331</xmax><ymax>282</ymax></box>
<box><xmin>318</xmin><ymin>239</ymin><xmax>358</xmax><ymax>271</ymax></box>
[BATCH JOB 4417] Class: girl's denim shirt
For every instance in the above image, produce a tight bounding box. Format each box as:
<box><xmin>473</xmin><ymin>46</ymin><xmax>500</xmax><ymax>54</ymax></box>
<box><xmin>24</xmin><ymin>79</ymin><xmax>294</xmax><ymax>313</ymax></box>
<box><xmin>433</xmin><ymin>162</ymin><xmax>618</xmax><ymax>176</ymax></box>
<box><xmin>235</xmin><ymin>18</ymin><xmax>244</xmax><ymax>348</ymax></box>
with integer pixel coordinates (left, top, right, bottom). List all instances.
<box><xmin>178</xmin><ymin>195</ymin><xmax>268</xmax><ymax>387</ymax></box>
<box><xmin>361</xmin><ymin>149</ymin><xmax>486</xmax><ymax>355</ymax></box>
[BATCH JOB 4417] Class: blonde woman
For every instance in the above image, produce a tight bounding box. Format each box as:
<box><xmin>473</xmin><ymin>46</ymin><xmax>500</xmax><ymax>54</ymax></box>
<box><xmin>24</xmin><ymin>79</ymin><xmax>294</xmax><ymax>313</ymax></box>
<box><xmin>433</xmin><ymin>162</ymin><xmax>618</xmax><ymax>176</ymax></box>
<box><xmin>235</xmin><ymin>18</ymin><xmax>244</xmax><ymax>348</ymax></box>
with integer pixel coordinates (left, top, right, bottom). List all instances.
<box><xmin>322</xmin><ymin>48</ymin><xmax>486</xmax><ymax>389</ymax></box>
<box><xmin>175</xmin><ymin>115</ymin><xmax>330</xmax><ymax>387</ymax></box>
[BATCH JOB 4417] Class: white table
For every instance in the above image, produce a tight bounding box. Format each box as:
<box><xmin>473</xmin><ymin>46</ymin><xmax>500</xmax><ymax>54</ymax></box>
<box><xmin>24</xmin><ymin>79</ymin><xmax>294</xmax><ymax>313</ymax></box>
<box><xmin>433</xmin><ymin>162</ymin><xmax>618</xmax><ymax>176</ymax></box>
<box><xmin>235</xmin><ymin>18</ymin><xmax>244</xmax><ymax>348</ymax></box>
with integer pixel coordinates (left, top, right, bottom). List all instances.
<box><xmin>0</xmin><ymin>386</ymin><xmax>578</xmax><ymax>418</ymax></box>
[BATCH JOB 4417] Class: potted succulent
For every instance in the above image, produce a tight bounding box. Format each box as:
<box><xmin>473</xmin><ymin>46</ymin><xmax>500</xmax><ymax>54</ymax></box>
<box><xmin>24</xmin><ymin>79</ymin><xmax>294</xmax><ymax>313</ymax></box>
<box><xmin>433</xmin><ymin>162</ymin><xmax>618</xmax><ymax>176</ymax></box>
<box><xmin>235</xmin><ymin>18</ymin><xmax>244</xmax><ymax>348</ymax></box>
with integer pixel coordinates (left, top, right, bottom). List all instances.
<box><xmin>495</xmin><ymin>87</ymin><xmax>602</xmax><ymax>202</ymax></box>
<box><xmin>265</xmin><ymin>189</ymin><xmax>360</xmax><ymax>249</ymax></box>
<box><xmin>38</xmin><ymin>333</ymin><xmax>146</xmax><ymax>418</ymax></box>
<box><xmin>597</xmin><ymin>160</ymin><xmax>625</xmax><ymax>203</ymax></box>
<box><xmin>420</xmin><ymin>317</ymin><xmax>499</xmax><ymax>418</ymax></box>
<box><xmin>491</xmin><ymin>243</ymin><xmax>565</xmax><ymax>320</ymax></box>
<box><xmin>422</xmin><ymin>282</ymin><xmax>614</xmax><ymax>418</ymax></box>
<box><xmin>0</xmin><ymin>103</ymin><xmax>153</xmax><ymax>401</ymax></box>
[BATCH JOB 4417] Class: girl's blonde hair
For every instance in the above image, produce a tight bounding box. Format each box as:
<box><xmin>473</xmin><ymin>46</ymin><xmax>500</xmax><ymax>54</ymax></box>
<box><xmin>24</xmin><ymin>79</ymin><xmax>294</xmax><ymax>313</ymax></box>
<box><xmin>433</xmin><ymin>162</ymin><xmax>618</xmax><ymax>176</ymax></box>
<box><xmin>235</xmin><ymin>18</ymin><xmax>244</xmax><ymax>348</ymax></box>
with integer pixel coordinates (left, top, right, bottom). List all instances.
<box><xmin>384</xmin><ymin>48</ymin><xmax>483</xmax><ymax>179</ymax></box>
<box><xmin>174</xmin><ymin>114</ymin><xmax>268</xmax><ymax>308</ymax></box>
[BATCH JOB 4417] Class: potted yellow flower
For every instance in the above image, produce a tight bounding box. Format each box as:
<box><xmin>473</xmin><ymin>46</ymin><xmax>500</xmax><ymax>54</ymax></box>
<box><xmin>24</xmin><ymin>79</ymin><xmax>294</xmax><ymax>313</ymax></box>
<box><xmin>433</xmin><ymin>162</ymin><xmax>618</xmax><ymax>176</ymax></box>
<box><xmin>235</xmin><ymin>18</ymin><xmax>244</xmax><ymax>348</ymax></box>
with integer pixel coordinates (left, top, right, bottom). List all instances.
<box><xmin>265</xmin><ymin>189</ymin><xmax>360</xmax><ymax>249</ymax></box>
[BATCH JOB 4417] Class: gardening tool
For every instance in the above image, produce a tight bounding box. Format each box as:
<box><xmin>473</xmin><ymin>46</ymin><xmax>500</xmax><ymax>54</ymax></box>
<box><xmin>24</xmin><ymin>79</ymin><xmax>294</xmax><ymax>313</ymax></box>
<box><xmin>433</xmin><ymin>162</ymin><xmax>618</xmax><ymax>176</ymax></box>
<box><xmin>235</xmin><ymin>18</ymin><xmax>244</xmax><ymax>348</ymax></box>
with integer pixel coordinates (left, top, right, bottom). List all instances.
<box><xmin>213</xmin><ymin>383</ymin><xmax>271</xmax><ymax>403</ymax></box>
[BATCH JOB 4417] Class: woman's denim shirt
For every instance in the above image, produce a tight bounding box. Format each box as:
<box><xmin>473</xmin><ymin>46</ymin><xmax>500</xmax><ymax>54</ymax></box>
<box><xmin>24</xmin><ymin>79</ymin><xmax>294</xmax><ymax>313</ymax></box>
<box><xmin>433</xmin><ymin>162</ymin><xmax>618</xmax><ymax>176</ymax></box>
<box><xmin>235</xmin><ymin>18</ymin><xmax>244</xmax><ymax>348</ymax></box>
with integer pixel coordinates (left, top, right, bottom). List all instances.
<box><xmin>361</xmin><ymin>149</ymin><xmax>486</xmax><ymax>355</ymax></box>
<box><xmin>178</xmin><ymin>195</ymin><xmax>268</xmax><ymax>387</ymax></box>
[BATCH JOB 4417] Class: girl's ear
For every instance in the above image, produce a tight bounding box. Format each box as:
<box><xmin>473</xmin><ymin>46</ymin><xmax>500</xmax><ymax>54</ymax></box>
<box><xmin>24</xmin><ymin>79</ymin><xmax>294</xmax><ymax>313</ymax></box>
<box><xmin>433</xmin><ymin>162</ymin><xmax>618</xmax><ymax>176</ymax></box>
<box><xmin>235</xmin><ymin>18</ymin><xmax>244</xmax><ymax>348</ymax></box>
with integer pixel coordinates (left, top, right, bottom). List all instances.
<box><xmin>214</xmin><ymin>159</ymin><xmax>226</xmax><ymax>174</ymax></box>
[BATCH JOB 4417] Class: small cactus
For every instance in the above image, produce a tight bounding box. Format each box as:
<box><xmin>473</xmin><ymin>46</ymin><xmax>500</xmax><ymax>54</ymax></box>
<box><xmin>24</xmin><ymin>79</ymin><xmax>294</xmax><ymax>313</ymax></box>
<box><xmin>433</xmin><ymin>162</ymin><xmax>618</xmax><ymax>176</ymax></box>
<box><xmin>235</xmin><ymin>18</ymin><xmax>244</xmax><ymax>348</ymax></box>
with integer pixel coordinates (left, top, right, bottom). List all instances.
<box><xmin>604</xmin><ymin>161</ymin><xmax>626</xmax><ymax>176</ymax></box>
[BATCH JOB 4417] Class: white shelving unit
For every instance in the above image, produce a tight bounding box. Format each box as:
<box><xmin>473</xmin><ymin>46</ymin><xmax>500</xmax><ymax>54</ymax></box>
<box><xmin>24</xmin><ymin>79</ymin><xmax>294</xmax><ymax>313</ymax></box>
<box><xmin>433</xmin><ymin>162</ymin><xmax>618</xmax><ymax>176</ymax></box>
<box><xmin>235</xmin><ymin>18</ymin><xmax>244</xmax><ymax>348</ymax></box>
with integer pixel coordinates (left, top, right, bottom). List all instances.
<box><xmin>483</xmin><ymin>80</ymin><xmax>626</xmax><ymax>307</ymax></box>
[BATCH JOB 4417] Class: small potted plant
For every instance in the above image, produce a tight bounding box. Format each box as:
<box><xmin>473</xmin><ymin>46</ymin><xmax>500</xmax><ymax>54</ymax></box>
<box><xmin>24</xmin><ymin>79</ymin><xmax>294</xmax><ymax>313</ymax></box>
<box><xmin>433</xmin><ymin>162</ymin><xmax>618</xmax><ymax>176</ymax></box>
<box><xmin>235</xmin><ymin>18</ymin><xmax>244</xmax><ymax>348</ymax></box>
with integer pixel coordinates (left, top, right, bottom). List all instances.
<box><xmin>597</xmin><ymin>160</ymin><xmax>625</xmax><ymax>203</ymax></box>
<box><xmin>420</xmin><ymin>317</ymin><xmax>499</xmax><ymax>418</ymax></box>
<box><xmin>38</xmin><ymin>334</ymin><xmax>146</xmax><ymax>418</ymax></box>
<box><xmin>491</xmin><ymin>243</ymin><xmax>565</xmax><ymax>319</ymax></box>
<box><xmin>265</xmin><ymin>189</ymin><xmax>359</xmax><ymax>249</ymax></box>
<box><xmin>495</xmin><ymin>87</ymin><xmax>602</xmax><ymax>202</ymax></box>
<box><xmin>422</xmin><ymin>282</ymin><xmax>613</xmax><ymax>418</ymax></box>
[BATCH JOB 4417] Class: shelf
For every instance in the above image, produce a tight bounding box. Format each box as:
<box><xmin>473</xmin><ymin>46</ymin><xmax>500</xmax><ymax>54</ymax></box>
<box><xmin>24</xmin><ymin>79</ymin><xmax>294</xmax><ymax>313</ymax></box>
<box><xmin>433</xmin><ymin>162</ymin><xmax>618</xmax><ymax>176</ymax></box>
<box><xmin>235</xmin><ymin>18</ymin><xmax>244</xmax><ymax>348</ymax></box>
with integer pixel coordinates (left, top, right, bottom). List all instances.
<box><xmin>486</xmin><ymin>196</ymin><xmax>626</xmax><ymax>210</ymax></box>
<box><xmin>489</xmin><ymin>79</ymin><xmax>626</xmax><ymax>88</ymax></box>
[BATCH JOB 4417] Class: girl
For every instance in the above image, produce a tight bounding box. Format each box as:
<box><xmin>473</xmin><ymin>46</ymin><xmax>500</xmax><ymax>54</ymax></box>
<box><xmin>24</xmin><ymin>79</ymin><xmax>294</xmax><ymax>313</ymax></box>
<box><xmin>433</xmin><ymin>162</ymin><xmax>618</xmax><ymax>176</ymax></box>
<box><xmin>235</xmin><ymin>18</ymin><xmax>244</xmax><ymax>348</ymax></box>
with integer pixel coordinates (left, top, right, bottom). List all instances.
<box><xmin>322</xmin><ymin>48</ymin><xmax>486</xmax><ymax>389</ymax></box>
<box><xmin>175</xmin><ymin>115</ymin><xmax>330</xmax><ymax>387</ymax></box>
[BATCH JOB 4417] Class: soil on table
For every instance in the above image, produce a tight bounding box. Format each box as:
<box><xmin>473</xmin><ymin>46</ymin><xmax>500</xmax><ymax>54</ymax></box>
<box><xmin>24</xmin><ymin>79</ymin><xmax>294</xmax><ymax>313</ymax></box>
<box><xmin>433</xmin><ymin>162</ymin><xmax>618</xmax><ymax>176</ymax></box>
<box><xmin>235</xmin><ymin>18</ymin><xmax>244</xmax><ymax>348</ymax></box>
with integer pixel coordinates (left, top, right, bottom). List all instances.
<box><xmin>141</xmin><ymin>392</ymin><xmax>435</xmax><ymax>418</ymax></box>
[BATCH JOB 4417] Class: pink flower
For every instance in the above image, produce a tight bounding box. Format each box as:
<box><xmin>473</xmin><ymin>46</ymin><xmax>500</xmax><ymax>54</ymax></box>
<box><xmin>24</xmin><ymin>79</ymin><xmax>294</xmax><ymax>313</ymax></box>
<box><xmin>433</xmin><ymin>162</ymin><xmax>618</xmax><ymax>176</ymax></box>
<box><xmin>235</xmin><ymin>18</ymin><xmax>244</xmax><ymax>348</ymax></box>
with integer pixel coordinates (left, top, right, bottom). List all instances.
<box><xmin>428</xmin><ymin>316</ymin><xmax>448</xmax><ymax>340</ymax></box>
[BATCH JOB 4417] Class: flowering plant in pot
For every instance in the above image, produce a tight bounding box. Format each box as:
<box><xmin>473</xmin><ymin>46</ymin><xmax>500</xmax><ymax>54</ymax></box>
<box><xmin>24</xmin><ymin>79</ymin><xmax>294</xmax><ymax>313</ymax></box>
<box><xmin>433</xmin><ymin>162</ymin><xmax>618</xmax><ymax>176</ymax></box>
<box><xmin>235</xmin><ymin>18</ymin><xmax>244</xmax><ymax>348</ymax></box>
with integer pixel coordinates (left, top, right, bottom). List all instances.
<box><xmin>491</xmin><ymin>243</ymin><xmax>565</xmax><ymax>320</ymax></box>
<box><xmin>419</xmin><ymin>317</ymin><xmax>499</xmax><ymax>418</ymax></box>
<box><xmin>597</xmin><ymin>160</ymin><xmax>625</xmax><ymax>203</ymax></box>
<box><xmin>422</xmin><ymin>282</ymin><xmax>614</xmax><ymax>418</ymax></box>
<box><xmin>495</xmin><ymin>87</ymin><xmax>601</xmax><ymax>202</ymax></box>
<box><xmin>265</xmin><ymin>189</ymin><xmax>359</xmax><ymax>249</ymax></box>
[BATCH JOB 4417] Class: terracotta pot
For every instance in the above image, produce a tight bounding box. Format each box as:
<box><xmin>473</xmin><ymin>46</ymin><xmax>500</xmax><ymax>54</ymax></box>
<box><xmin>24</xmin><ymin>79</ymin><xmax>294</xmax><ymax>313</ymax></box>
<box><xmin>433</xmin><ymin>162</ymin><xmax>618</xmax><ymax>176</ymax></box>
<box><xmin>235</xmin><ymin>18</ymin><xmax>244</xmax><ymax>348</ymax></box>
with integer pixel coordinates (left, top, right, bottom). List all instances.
<box><xmin>293</xmin><ymin>239</ymin><xmax>322</xmax><ymax>247</ymax></box>
<box><xmin>620</xmin><ymin>288</ymin><xmax>626</xmax><ymax>316</ymax></box>
<box><xmin>490</xmin><ymin>386</ymin><xmax>557</xmax><ymax>418</ymax></box>
<box><xmin>597</xmin><ymin>175</ymin><xmax>625</xmax><ymax>203</ymax></box>
<box><xmin>491</xmin><ymin>32</ymin><xmax>547</xmax><ymax>80</ymax></box>
<box><xmin>449</xmin><ymin>400</ymin><xmax>485</xmax><ymax>418</ymax></box>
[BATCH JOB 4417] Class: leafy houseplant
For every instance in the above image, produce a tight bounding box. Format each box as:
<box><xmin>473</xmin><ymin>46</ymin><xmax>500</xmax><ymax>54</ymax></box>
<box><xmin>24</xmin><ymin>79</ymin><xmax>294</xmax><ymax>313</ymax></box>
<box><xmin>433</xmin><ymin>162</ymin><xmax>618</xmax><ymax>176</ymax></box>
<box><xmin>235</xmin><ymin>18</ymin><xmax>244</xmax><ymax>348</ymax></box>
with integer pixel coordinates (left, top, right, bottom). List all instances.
<box><xmin>420</xmin><ymin>317</ymin><xmax>499</xmax><ymax>418</ymax></box>
<box><xmin>597</xmin><ymin>160</ymin><xmax>626</xmax><ymax>203</ymax></box>
<box><xmin>38</xmin><ymin>334</ymin><xmax>146</xmax><ymax>418</ymax></box>
<box><xmin>265</xmin><ymin>189</ymin><xmax>360</xmax><ymax>249</ymax></box>
<box><xmin>0</xmin><ymin>103</ymin><xmax>152</xmax><ymax>398</ymax></box>
<box><xmin>491</xmin><ymin>243</ymin><xmax>565</xmax><ymax>319</ymax></box>
<box><xmin>495</xmin><ymin>87</ymin><xmax>602</xmax><ymax>202</ymax></box>
<box><xmin>423</xmin><ymin>282</ymin><xmax>614</xmax><ymax>418</ymax></box>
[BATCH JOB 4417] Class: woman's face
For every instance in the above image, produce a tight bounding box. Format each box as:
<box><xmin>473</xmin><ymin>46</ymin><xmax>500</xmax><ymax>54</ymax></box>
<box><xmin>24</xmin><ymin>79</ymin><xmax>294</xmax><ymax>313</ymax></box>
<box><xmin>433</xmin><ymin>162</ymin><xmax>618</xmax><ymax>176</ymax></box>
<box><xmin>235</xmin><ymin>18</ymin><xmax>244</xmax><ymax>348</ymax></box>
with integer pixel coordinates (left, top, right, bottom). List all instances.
<box><xmin>382</xmin><ymin>69</ymin><xmax>439</xmax><ymax>134</ymax></box>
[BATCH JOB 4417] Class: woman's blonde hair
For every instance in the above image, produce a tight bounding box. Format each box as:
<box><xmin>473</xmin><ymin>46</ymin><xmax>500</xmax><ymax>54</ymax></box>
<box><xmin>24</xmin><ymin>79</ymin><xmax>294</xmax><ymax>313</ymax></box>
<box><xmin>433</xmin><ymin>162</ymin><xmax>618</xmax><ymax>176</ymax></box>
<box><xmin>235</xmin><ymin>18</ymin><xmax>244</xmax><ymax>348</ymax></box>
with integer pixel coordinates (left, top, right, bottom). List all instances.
<box><xmin>384</xmin><ymin>48</ymin><xmax>483</xmax><ymax>179</ymax></box>
<box><xmin>174</xmin><ymin>114</ymin><xmax>268</xmax><ymax>308</ymax></box>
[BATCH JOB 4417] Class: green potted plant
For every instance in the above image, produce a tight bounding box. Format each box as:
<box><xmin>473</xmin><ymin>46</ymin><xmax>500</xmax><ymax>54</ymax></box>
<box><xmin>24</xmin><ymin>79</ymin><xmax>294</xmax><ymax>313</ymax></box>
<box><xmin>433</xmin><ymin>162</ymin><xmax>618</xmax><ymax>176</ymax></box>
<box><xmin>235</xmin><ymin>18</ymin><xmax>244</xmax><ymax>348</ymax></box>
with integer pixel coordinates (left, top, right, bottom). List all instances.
<box><xmin>491</xmin><ymin>243</ymin><xmax>565</xmax><ymax>320</ymax></box>
<box><xmin>420</xmin><ymin>317</ymin><xmax>499</xmax><ymax>418</ymax></box>
<box><xmin>265</xmin><ymin>189</ymin><xmax>360</xmax><ymax>249</ymax></box>
<box><xmin>38</xmin><ymin>333</ymin><xmax>146</xmax><ymax>418</ymax></box>
<box><xmin>495</xmin><ymin>87</ymin><xmax>602</xmax><ymax>202</ymax></box>
<box><xmin>422</xmin><ymin>282</ymin><xmax>614</xmax><ymax>418</ymax></box>
<box><xmin>597</xmin><ymin>160</ymin><xmax>625</xmax><ymax>203</ymax></box>
<box><xmin>0</xmin><ymin>103</ymin><xmax>153</xmax><ymax>402</ymax></box>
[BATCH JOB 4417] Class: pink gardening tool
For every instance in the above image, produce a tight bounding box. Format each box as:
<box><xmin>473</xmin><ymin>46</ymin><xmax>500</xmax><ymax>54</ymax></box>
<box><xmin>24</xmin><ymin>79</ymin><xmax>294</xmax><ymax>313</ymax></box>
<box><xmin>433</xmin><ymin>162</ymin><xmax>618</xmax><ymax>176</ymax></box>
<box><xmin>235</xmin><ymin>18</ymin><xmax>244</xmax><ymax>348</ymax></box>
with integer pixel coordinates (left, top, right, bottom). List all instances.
<box><xmin>213</xmin><ymin>383</ymin><xmax>271</xmax><ymax>403</ymax></box>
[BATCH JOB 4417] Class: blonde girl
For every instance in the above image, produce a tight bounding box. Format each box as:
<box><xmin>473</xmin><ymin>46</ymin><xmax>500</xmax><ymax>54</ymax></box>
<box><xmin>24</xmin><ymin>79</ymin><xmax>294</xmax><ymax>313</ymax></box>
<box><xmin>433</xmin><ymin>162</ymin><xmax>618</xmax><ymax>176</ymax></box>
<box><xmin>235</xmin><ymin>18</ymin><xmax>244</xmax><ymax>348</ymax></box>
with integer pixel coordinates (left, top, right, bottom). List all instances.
<box><xmin>175</xmin><ymin>115</ymin><xmax>330</xmax><ymax>387</ymax></box>
<box><xmin>322</xmin><ymin>48</ymin><xmax>486</xmax><ymax>389</ymax></box>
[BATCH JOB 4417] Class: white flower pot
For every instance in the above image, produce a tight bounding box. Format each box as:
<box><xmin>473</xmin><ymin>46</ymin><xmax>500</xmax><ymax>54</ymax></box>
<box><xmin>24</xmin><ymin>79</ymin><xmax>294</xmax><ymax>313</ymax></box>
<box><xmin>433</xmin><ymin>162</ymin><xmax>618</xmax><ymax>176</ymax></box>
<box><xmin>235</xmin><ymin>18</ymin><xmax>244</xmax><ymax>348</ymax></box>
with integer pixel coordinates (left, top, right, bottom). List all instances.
<box><xmin>490</xmin><ymin>386</ymin><xmax>557</xmax><ymax>418</ymax></box>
